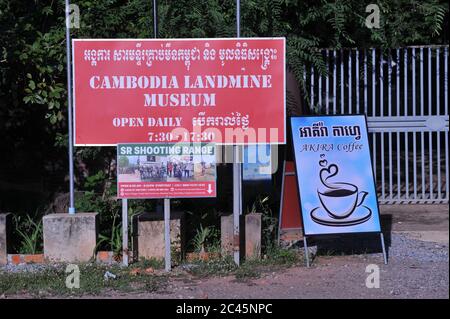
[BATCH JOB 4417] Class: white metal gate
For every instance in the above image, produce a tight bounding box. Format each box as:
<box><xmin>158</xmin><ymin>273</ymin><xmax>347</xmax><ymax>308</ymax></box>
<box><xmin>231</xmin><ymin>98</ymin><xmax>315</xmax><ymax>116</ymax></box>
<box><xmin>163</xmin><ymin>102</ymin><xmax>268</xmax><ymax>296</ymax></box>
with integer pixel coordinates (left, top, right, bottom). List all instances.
<box><xmin>305</xmin><ymin>46</ymin><xmax>449</xmax><ymax>204</ymax></box>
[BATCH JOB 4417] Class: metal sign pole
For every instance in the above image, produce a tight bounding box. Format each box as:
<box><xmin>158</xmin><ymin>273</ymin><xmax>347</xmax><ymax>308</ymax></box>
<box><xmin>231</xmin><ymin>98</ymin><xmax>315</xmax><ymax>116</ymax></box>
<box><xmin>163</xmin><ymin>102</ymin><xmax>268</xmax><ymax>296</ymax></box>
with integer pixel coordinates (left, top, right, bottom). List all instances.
<box><xmin>122</xmin><ymin>198</ymin><xmax>129</xmax><ymax>266</ymax></box>
<box><xmin>233</xmin><ymin>0</ymin><xmax>242</xmax><ymax>266</ymax></box>
<box><xmin>152</xmin><ymin>0</ymin><xmax>170</xmax><ymax>272</ymax></box>
<box><xmin>164</xmin><ymin>198</ymin><xmax>171</xmax><ymax>271</ymax></box>
<box><xmin>153</xmin><ymin>0</ymin><xmax>158</xmax><ymax>38</ymax></box>
<box><xmin>64</xmin><ymin>0</ymin><xmax>75</xmax><ymax>214</ymax></box>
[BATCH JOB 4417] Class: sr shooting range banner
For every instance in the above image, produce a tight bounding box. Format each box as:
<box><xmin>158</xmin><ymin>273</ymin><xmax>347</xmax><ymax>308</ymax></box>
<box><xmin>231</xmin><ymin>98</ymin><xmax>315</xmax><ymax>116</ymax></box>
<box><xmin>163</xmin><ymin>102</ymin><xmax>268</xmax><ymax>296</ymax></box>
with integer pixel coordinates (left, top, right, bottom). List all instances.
<box><xmin>117</xmin><ymin>143</ymin><xmax>216</xmax><ymax>198</ymax></box>
<box><xmin>290</xmin><ymin>115</ymin><xmax>381</xmax><ymax>236</ymax></box>
<box><xmin>73</xmin><ymin>38</ymin><xmax>285</xmax><ymax>145</ymax></box>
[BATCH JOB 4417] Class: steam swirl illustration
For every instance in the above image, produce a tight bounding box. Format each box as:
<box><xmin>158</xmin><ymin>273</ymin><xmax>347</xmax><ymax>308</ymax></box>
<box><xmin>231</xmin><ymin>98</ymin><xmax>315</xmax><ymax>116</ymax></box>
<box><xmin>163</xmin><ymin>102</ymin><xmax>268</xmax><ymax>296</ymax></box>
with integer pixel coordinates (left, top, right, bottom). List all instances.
<box><xmin>319</xmin><ymin>163</ymin><xmax>340</xmax><ymax>189</ymax></box>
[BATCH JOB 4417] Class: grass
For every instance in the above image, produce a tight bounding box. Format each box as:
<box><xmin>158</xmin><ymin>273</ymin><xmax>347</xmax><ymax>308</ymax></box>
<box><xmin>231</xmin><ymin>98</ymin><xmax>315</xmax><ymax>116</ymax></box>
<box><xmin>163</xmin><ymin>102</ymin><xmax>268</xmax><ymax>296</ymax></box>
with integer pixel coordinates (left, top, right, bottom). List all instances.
<box><xmin>0</xmin><ymin>246</ymin><xmax>304</xmax><ymax>296</ymax></box>
<box><xmin>131</xmin><ymin>257</ymin><xmax>165</xmax><ymax>270</ymax></box>
<box><xmin>183</xmin><ymin>246</ymin><xmax>304</xmax><ymax>281</ymax></box>
<box><xmin>183</xmin><ymin>256</ymin><xmax>237</xmax><ymax>278</ymax></box>
<box><xmin>13</xmin><ymin>214</ymin><xmax>44</xmax><ymax>254</ymax></box>
<box><xmin>0</xmin><ymin>263</ymin><xmax>168</xmax><ymax>297</ymax></box>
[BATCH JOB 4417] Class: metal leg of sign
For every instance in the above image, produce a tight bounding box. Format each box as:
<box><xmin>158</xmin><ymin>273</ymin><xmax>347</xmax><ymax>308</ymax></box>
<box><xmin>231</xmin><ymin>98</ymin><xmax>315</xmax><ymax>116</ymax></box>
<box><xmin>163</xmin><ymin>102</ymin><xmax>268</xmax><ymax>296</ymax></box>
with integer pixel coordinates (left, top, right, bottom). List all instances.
<box><xmin>303</xmin><ymin>236</ymin><xmax>310</xmax><ymax>268</ymax></box>
<box><xmin>122</xmin><ymin>198</ymin><xmax>128</xmax><ymax>266</ymax></box>
<box><xmin>164</xmin><ymin>198</ymin><xmax>171</xmax><ymax>272</ymax></box>
<box><xmin>380</xmin><ymin>232</ymin><xmax>388</xmax><ymax>265</ymax></box>
<box><xmin>277</xmin><ymin>161</ymin><xmax>287</xmax><ymax>245</ymax></box>
<box><xmin>233</xmin><ymin>145</ymin><xmax>241</xmax><ymax>266</ymax></box>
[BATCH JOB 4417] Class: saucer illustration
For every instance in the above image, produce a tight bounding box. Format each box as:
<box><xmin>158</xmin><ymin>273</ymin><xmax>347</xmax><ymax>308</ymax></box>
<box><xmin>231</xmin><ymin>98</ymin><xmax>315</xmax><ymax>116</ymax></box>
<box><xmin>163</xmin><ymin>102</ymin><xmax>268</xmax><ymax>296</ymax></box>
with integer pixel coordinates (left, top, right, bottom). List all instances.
<box><xmin>310</xmin><ymin>205</ymin><xmax>372</xmax><ymax>227</ymax></box>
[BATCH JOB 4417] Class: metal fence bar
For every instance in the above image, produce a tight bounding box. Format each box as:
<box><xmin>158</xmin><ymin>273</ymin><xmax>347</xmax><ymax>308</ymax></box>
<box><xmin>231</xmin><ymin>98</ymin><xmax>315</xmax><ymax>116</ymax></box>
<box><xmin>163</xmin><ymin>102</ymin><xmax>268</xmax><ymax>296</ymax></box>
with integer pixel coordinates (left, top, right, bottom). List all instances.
<box><xmin>445</xmin><ymin>47</ymin><xmax>449</xmax><ymax>118</ymax></box>
<box><xmin>333</xmin><ymin>50</ymin><xmax>337</xmax><ymax>114</ymax></box>
<box><xmin>437</xmin><ymin>48</ymin><xmax>441</xmax><ymax>200</ymax></box>
<box><xmin>396</xmin><ymin>49</ymin><xmax>401</xmax><ymax>199</ymax></box>
<box><xmin>380</xmin><ymin>55</ymin><xmax>386</xmax><ymax>198</ymax></box>
<box><xmin>380</xmin><ymin>51</ymin><xmax>385</xmax><ymax>198</ymax></box>
<box><xmin>412</xmin><ymin>48</ymin><xmax>417</xmax><ymax>199</ymax></box>
<box><xmin>445</xmin><ymin>47</ymin><xmax>449</xmax><ymax>201</ymax></box>
<box><xmin>381</xmin><ymin>132</ymin><xmax>385</xmax><ymax>199</ymax></box>
<box><xmin>305</xmin><ymin>45</ymin><xmax>448</xmax><ymax>204</ymax></box>
<box><xmin>372</xmin><ymin>49</ymin><xmax>377</xmax><ymax>180</ymax></box>
<box><xmin>388</xmin><ymin>52</ymin><xmax>393</xmax><ymax>199</ymax></box>
<box><xmin>356</xmin><ymin>50</ymin><xmax>360</xmax><ymax>113</ymax></box>
<box><xmin>446</xmin><ymin>132</ymin><xmax>449</xmax><ymax>201</ymax></box>
<box><xmin>364</xmin><ymin>50</ymin><xmax>368</xmax><ymax>114</ymax></box>
<box><xmin>428</xmin><ymin>48</ymin><xmax>433</xmax><ymax>199</ymax></box>
<box><xmin>326</xmin><ymin>50</ymin><xmax>330</xmax><ymax>114</ymax></box>
<box><xmin>349</xmin><ymin>51</ymin><xmax>352</xmax><ymax>113</ymax></box>
<box><xmin>404</xmin><ymin>48</ymin><xmax>409</xmax><ymax>199</ymax></box>
<box><xmin>420</xmin><ymin>48</ymin><xmax>425</xmax><ymax>200</ymax></box>
<box><xmin>341</xmin><ymin>50</ymin><xmax>344</xmax><ymax>113</ymax></box>
<box><xmin>319</xmin><ymin>64</ymin><xmax>322</xmax><ymax>112</ymax></box>
<box><xmin>311</xmin><ymin>65</ymin><xmax>314</xmax><ymax>112</ymax></box>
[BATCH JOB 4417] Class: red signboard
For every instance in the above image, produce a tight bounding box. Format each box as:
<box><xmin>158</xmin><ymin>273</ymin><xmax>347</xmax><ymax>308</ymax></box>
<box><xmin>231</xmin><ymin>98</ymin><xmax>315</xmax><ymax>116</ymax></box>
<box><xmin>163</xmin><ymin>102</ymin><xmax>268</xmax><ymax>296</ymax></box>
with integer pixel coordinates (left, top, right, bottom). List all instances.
<box><xmin>73</xmin><ymin>38</ymin><xmax>285</xmax><ymax>145</ymax></box>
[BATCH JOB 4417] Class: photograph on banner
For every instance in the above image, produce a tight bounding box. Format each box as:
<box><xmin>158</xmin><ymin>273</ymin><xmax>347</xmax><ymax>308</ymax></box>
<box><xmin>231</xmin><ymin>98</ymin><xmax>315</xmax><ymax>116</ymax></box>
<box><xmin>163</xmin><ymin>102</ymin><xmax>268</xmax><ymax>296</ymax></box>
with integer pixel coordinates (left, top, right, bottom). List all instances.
<box><xmin>72</xmin><ymin>38</ymin><xmax>285</xmax><ymax>146</ymax></box>
<box><xmin>290</xmin><ymin>115</ymin><xmax>381</xmax><ymax>236</ymax></box>
<box><xmin>243</xmin><ymin>144</ymin><xmax>272</xmax><ymax>181</ymax></box>
<box><xmin>117</xmin><ymin>143</ymin><xmax>216</xmax><ymax>198</ymax></box>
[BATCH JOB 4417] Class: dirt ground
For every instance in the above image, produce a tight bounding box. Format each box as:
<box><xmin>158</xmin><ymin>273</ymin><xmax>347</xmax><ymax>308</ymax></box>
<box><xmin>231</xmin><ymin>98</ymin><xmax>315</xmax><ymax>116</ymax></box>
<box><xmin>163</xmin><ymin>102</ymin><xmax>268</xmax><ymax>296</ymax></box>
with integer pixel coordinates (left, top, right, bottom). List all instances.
<box><xmin>2</xmin><ymin>204</ymin><xmax>448</xmax><ymax>299</ymax></box>
<box><xmin>100</xmin><ymin>256</ymin><xmax>447</xmax><ymax>299</ymax></box>
<box><xmin>78</xmin><ymin>205</ymin><xmax>450</xmax><ymax>299</ymax></box>
<box><xmin>76</xmin><ymin>234</ymin><xmax>447</xmax><ymax>299</ymax></box>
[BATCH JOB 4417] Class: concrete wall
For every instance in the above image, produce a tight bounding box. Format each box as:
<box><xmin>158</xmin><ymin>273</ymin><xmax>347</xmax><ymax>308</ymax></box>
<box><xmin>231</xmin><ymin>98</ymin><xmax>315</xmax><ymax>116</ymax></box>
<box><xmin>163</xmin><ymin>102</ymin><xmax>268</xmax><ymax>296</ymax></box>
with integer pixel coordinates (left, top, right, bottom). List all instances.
<box><xmin>245</xmin><ymin>213</ymin><xmax>262</xmax><ymax>259</ymax></box>
<box><xmin>132</xmin><ymin>212</ymin><xmax>185</xmax><ymax>261</ymax></box>
<box><xmin>220</xmin><ymin>214</ymin><xmax>234</xmax><ymax>256</ymax></box>
<box><xmin>220</xmin><ymin>214</ymin><xmax>246</xmax><ymax>260</ymax></box>
<box><xmin>0</xmin><ymin>213</ymin><xmax>12</xmax><ymax>265</ymax></box>
<box><xmin>43</xmin><ymin>213</ymin><xmax>98</xmax><ymax>262</ymax></box>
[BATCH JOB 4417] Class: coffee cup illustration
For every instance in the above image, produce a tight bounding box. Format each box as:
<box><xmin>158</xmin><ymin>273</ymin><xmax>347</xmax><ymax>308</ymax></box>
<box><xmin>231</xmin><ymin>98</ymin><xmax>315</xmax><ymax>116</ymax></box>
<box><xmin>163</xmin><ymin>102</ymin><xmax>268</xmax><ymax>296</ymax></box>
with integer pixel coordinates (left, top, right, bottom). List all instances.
<box><xmin>317</xmin><ymin>164</ymin><xmax>368</xmax><ymax>220</ymax></box>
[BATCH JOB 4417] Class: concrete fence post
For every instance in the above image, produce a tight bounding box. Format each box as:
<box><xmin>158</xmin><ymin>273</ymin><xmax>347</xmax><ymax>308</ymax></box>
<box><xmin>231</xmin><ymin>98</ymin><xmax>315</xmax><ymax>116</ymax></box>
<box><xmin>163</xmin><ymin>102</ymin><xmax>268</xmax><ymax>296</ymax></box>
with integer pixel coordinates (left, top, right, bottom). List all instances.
<box><xmin>245</xmin><ymin>213</ymin><xmax>262</xmax><ymax>260</ymax></box>
<box><xmin>43</xmin><ymin>213</ymin><xmax>98</xmax><ymax>263</ymax></box>
<box><xmin>0</xmin><ymin>213</ymin><xmax>12</xmax><ymax>265</ymax></box>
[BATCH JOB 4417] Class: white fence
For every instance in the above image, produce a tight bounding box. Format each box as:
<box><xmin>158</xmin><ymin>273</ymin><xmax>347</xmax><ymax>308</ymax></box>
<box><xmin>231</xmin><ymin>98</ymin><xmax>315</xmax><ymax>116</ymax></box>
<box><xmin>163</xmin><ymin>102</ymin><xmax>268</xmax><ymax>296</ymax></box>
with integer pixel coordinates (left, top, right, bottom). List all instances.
<box><xmin>305</xmin><ymin>46</ymin><xmax>449</xmax><ymax>204</ymax></box>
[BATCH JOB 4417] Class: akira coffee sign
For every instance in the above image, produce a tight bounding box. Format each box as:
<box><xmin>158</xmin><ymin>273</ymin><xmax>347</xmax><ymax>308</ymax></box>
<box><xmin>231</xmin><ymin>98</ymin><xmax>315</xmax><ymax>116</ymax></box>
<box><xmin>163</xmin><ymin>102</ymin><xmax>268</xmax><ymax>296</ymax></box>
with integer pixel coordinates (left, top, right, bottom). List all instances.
<box><xmin>291</xmin><ymin>115</ymin><xmax>381</xmax><ymax>236</ymax></box>
<box><xmin>117</xmin><ymin>143</ymin><xmax>216</xmax><ymax>199</ymax></box>
<box><xmin>73</xmin><ymin>38</ymin><xmax>285</xmax><ymax>145</ymax></box>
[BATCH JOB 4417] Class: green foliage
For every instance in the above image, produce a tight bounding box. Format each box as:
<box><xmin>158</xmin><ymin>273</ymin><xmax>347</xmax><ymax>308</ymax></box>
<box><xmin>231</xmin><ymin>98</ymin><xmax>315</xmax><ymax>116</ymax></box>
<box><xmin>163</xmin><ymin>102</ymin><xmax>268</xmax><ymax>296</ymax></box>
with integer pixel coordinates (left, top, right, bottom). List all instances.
<box><xmin>1</xmin><ymin>0</ymin><xmax>447</xmax><ymax>132</ymax></box>
<box><xmin>234</xmin><ymin>263</ymin><xmax>261</xmax><ymax>280</ymax></box>
<box><xmin>133</xmin><ymin>257</ymin><xmax>165</xmax><ymax>270</ymax></box>
<box><xmin>234</xmin><ymin>246</ymin><xmax>301</xmax><ymax>280</ymax></box>
<box><xmin>0</xmin><ymin>263</ymin><xmax>168</xmax><ymax>296</ymax></box>
<box><xmin>13</xmin><ymin>214</ymin><xmax>43</xmax><ymax>254</ymax></box>
<box><xmin>184</xmin><ymin>256</ymin><xmax>237</xmax><ymax>278</ymax></box>
<box><xmin>263</xmin><ymin>244</ymin><xmax>301</xmax><ymax>266</ymax></box>
<box><xmin>84</xmin><ymin>171</ymin><xmax>107</xmax><ymax>191</ymax></box>
<box><xmin>185</xmin><ymin>206</ymin><xmax>221</xmax><ymax>252</ymax></box>
<box><xmin>75</xmin><ymin>169</ymin><xmax>146</xmax><ymax>253</ymax></box>
<box><xmin>97</xmin><ymin>209</ymin><xmax>122</xmax><ymax>257</ymax></box>
<box><xmin>190</xmin><ymin>224</ymin><xmax>220</xmax><ymax>253</ymax></box>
